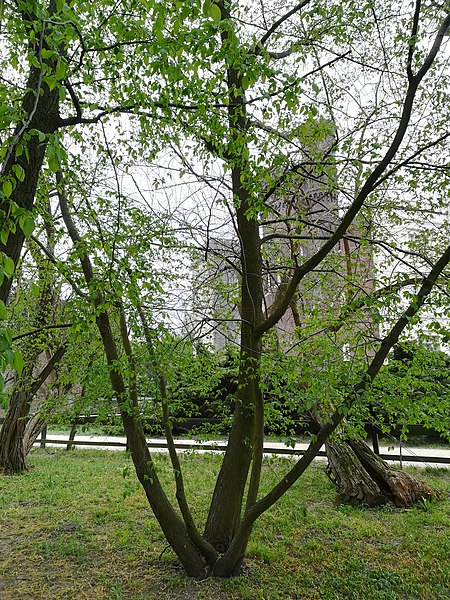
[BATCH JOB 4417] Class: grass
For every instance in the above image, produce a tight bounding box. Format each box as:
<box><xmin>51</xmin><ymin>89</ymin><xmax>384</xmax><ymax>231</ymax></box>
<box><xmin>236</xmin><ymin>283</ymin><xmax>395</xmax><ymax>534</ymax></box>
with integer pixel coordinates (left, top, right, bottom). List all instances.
<box><xmin>0</xmin><ymin>449</ymin><xmax>449</xmax><ymax>600</ymax></box>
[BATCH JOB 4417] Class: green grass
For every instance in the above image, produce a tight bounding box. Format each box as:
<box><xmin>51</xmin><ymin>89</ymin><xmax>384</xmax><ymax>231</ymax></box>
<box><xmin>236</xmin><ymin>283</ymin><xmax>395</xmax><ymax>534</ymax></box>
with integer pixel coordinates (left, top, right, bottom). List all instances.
<box><xmin>1</xmin><ymin>450</ymin><xmax>449</xmax><ymax>600</ymax></box>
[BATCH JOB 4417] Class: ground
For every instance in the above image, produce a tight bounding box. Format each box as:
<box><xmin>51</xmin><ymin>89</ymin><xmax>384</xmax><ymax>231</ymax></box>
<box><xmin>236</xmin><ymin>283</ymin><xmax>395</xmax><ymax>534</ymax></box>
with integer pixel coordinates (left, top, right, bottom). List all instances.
<box><xmin>0</xmin><ymin>449</ymin><xmax>449</xmax><ymax>599</ymax></box>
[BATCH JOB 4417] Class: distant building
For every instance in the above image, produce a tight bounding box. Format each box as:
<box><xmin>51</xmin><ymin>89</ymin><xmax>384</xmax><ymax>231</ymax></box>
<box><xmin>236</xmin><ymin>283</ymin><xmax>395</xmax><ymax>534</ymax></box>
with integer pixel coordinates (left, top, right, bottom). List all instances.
<box><xmin>192</xmin><ymin>138</ymin><xmax>379</xmax><ymax>356</ymax></box>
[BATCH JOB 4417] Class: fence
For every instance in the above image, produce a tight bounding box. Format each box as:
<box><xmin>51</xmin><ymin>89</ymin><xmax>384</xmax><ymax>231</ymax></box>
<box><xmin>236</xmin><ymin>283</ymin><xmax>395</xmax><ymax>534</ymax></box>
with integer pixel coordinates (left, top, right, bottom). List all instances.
<box><xmin>31</xmin><ymin>421</ymin><xmax>450</xmax><ymax>466</ymax></box>
<box><xmin>1</xmin><ymin>414</ymin><xmax>448</xmax><ymax>465</ymax></box>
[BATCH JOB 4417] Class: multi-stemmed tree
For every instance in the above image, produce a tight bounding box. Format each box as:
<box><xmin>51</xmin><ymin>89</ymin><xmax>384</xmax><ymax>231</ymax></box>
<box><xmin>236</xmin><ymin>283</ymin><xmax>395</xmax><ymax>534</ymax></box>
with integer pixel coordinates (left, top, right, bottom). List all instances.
<box><xmin>2</xmin><ymin>0</ymin><xmax>450</xmax><ymax>579</ymax></box>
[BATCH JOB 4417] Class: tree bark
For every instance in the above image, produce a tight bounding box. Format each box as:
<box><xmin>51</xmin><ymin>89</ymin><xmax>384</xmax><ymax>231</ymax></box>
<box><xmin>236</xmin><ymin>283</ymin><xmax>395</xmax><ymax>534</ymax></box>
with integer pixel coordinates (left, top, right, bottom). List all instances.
<box><xmin>0</xmin><ymin>387</ymin><xmax>31</xmax><ymax>473</ymax></box>
<box><xmin>203</xmin><ymin>0</ymin><xmax>265</xmax><ymax>555</ymax></box>
<box><xmin>326</xmin><ymin>439</ymin><xmax>388</xmax><ymax>506</ymax></box>
<box><xmin>22</xmin><ymin>412</ymin><xmax>47</xmax><ymax>456</ymax></box>
<box><xmin>326</xmin><ymin>438</ymin><xmax>439</xmax><ymax>507</ymax></box>
<box><xmin>0</xmin><ymin>344</ymin><xmax>66</xmax><ymax>474</ymax></box>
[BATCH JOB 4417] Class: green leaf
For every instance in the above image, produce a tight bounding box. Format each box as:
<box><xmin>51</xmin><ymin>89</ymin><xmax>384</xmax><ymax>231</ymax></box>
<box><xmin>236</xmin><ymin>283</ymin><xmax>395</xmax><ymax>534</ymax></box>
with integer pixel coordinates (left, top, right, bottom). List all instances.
<box><xmin>47</xmin><ymin>149</ymin><xmax>60</xmax><ymax>172</ymax></box>
<box><xmin>202</xmin><ymin>0</ymin><xmax>211</xmax><ymax>16</ymax></box>
<box><xmin>21</xmin><ymin>216</ymin><xmax>35</xmax><ymax>238</ymax></box>
<box><xmin>3</xmin><ymin>256</ymin><xmax>14</xmax><ymax>277</ymax></box>
<box><xmin>30</xmin><ymin>282</ymin><xmax>40</xmax><ymax>297</ymax></box>
<box><xmin>55</xmin><ymin>58</ymin><xmax>67</xmax><ymax>80</ymax></box>
<box><xmin>0</xmin><ymin>300</ymin><xmax>7</xmax><ymax>320</ymax></box>
<box><xmin>209</xmin><ymin>3</ymin><xmax>221</xmax><ymax>23</ymax></box>
<box><xmin>5</xmin><ymin>349</ymin><xmax>14</xmax><ymax>365</ymax></box>
<box><xmin>0</xmin><ymin>228</ymin><xmax>8</xmax><ymax>245</ymax></box>
<box><xmin>0</xmin><ymin>333</ymin><xmax>10</xmax><ymax>352</ymax></box>
<box><xmin>2</xmin><ymin>180</ymin><xmax>12</xmax><ymax>197</ymax></box>
<box><xmin>13</xmin><ymin>351</ymin><xmax>24</xmax><ymax>376</ymax></box>
<box><xmin>12</xmin><ymin>164</ymin><xmax>25</xmax><ymax>182</ymax></box>
<box><xmin>41</xmin><ymin>49</ymin><xmax>56</xmax><ymax>59</ymax></box>
<box><xmin>11</xmin><ymin>202</ymin><xmax>25</xmax><ymax>217</ymax></box>
<box><xmin>45</xmin><ymin>75</ymin><xmax>57</xmax><ymax>91</ymax></box>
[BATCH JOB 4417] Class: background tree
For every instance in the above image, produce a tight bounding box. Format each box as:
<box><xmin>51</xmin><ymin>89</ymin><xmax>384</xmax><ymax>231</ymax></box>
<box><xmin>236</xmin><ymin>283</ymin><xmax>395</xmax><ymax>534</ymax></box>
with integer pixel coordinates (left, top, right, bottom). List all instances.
<box><xmin>0</xmin><ymin>0</ymin><xmax>167</xmax><ymax>302</ymax></box>
<box><xmin>0</xmin><ymin>190</ymin><xmax>70</xmax><ymax>473</ymax></box>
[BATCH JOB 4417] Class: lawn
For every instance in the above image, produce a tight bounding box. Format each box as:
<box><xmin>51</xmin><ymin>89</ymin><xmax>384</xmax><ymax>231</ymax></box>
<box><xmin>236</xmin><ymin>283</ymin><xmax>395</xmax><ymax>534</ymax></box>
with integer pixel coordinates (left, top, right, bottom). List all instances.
<box><xmin>0</xmin><ymin>449</ymin><xmax>449</xmax><ymax>599</ymax></box>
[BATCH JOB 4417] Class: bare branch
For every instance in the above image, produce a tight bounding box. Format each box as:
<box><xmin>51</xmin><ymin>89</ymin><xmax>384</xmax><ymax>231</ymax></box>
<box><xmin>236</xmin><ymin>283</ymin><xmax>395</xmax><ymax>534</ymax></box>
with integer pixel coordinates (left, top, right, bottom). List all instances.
<box><xmin>256</xmin><ymin>9</ymin><xmax>450</xmax><ymax>338</ymax></box>
<box><xmin>12</xmin><ymin>323</ymin><xmax>73</xmax><ymax>342</ymax></box>
<box><xmin>256</xmin><ymin>0</ymin><xmax>314</xmax><ymax>50</ymax></box>
<box><xmin>406</xmin><ymin>0</ymin><xmax>422</xmax><ymax>81</ymax></box>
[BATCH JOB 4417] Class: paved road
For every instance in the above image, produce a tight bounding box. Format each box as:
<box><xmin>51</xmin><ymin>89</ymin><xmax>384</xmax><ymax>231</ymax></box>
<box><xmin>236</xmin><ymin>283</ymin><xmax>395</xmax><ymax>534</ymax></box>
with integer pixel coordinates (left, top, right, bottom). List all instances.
<box><xmin>36</xmin><ymin>433</ymin><xmax>450</xmax><ymax>468</ymax></box>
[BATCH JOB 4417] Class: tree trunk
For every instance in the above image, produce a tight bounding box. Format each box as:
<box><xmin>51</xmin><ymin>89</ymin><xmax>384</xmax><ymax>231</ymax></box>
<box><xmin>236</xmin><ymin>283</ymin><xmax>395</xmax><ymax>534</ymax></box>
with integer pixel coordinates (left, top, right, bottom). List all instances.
<box><xmin>203</xmin><ymin>2</ymin><xmax>265</xmax><ymax>553</ymax></box>
<box><xmin>0</xmin><ymin>389</ymin><xmax>30</xmax><ymax>473</ymax></box>
<box><xmin>203</xmin><ymin>395</ymin><xmax>256</xmax><ymax>552</ymax></box>
<box><xmin>0</xmin><ymin>345</ymin><xmax>66</xmax><ymax>474</ymax></box>
<box><xmin>66</xmin><ymin>421</ymin><xmax>78</xmax><ymax>451</ymax></box>
<box><xmin>0</xmin><ymin>2</ymin><xmax>60</xmax><ymax>303</ymax></box>
<box><xmin>326</xmin><ymin>438</ymin><xmax>439</xmax><ymax>507</ymax></box>
<box><xmin>203</xmin><ymin>194</ymin><xmax>264</xmax><ymax>552</ymax></box>
<box><xmin>22</xmin><ymin>412</ymin><xmax>47</xmax><ymax>456</ymax></box>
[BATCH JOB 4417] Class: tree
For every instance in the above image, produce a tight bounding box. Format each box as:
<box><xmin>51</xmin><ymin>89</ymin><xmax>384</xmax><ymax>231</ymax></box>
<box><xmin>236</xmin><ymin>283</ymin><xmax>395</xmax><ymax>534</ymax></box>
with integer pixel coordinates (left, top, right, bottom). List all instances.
<box><xmin>51</xmin><ymin>0</ymin><xmax>450</xmax><ymax>577</ymax></box>
<box><xmin>3</xmin><ymin>0</ymin><xmax>450</xmax><ymax>579</ymax></box>
<box><xmin>0</xmin><ymin>198</ymin><xmax>69</xmax><ymax>473</ymax></box>
<box><xmin>0</xmin><ymin>0</ymin><xmax>163</xmax><ymax>301</ymax></box>
<box><xmin>0</xmin><ymin>0</ymin><xmax>168</xmax><ymax>465</ymax></box>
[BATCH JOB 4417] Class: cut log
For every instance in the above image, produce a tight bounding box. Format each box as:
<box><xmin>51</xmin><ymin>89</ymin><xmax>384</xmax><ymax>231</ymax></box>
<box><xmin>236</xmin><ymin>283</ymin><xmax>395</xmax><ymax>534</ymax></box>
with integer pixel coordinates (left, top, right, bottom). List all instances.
<box><xmin>326</xmin><ymin>438</ymin><xmax>440</xmax><ymax>507</ymax></box>
<box><xmin>326</xmin><ymin>439</ymin><xmax>387</xmax><ymax>506</ymax></box>
<box><xmin>349</xmin><ymin>439</ymin><xmax>439</xmax><ymax>507</ymax></box>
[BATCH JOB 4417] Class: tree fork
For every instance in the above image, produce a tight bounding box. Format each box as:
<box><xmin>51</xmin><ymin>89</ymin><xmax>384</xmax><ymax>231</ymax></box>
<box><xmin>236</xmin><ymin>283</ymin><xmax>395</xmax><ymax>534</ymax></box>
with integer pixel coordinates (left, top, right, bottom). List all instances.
<box><xmin>203</xmin><ymin>197</ymin><xmax>264</xmax><ymax>551</ymax></box>
<box><xmin>210</xmin><ymin>239</ymin><xmax>450</xmax><ymax>575</ymax></box>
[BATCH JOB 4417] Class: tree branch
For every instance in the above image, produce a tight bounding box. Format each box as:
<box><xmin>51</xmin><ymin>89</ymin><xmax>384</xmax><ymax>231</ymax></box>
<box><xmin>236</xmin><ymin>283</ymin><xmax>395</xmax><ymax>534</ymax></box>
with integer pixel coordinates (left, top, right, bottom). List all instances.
<box><xmin>256</xmin><ymin>0</ymin><xmax>314</xmax><ymax>50</ymax></box>
<box><xmin>406</xmin><ymin>0</ymin><xmax>422</xmax><ymax>82</ymax></box>
<box><xmin>12</xmin><ymin>323</ymin><xmax>73</xmax><ymax>342</ymax></box>
<box><xmin>132</xmin><ymin>294</ymin><xmax>219</xmax><ymax>565</ymax></box>
<box><xmin>65</xmin><ymin>79</ymin><xmax>82</xmax><ymax>120</ymax></box>
<box><xmin>30</xmin><ymin>343</ymin><xmax>67</xmax><ymax>395</ymax></box>
<box><xmin>255</xmin><ymin>9</ymin><xmax>450</xmax><ymax>338</ymax></box>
